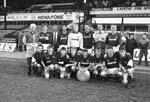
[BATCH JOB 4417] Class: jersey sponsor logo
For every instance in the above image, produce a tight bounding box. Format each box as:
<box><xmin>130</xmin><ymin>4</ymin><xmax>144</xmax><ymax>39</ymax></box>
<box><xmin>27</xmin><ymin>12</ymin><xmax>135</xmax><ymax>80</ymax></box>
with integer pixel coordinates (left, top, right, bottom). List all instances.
<box><xmin>47</xmin><ymin>61</ymin><xmax>52</xmax><ymax>63</ymax></box>
<box><xmin>108</xmin><ymin>38</ymin><xmax>117</xmax><ymax>41</ymax></box>
<box><xmin>71</xmin><ymin>38</ymin><xmax>79</xmax><ymax>41</ymax></box>
<box><xmin>107</xmin><ymin>61</ymin><xmax>117</xmax><ymax>65</ymax></box>
<box><xmin>84</xmin><ymin>36</ymin><xmax>92</xmax><ymax>38</ymax></box>
<box><xmin>81</xmin><ymin>62</ymin><xmax>90</xmax><ymax>64</ymax></box>
<box><xmin>61</xmin><ymin>38</ymin><xmax>67</xmax><ymax>40</ymax></box>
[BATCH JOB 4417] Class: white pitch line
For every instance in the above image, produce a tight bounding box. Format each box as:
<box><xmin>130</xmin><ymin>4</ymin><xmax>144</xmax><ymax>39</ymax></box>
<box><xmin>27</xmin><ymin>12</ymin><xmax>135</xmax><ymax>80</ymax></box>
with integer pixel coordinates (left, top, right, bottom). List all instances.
<box><xmin>135</xmin><ymin>71</ymin><xmax>150</xmax><ymax>74</ymax></box>
<box><xmin>1</xmin><ymin>58</ymin><xmax>26</xmax><ymax>62</ymax></box>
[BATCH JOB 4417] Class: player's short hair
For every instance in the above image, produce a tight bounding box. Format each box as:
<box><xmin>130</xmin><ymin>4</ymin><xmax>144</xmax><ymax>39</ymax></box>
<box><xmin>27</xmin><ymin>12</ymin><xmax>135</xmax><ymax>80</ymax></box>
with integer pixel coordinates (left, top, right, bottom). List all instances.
<box><xmin>111</xmin><ymin>24</ymin><xmax>117</xmax><ymax>28</ymax></box>
<box><xmin>42</xmin><ymin>23</ymin><xmax>48</xmax><ymax>28</ymax></box>
<box><xmin>71</xmin><ymin>47</ymin><xmax>77</xmax><ymax>50</ymax></box>
<box><xmin>37</xmin><ymin>44</ymin><xmax>43</xmax><ymax>48</ymax></box>
<box><xmin>47</xmin><ymin>44</ymin><xmax>54</xmax><ymax>49</ymax></box>
<box><xmin>73</xmin><ymin>24</ymin><xmax>79</xmax><ymax>28</ymax></box>
<box><xmin>62</xmin><ymin>25</ymin><xmax>67</xmax><ymax>27</ymax></box>
<box><xmin>61</xmin><ymin>47</ymin><xmax>67</xmax><ymax>51</ymax></box>
<box><xmin>95</xmin><ymin>48</ymin><xmax>101</xmax><ymax>51</ymax></box>
<box><xmin>98</xmin><ymin>24</ymin><xmax>103</xmax><ymax>27</ymax></box>
<box><xmin>85</xmin><ymin>23</ymin><xmax>90</xmax><ymax>26</ymax></box>
<box><xmin>92</xmin><ymin>23</ymin><xmax>98</xmax><ymax>29</ymax></box>
<box><xmin>30</xmin><ymin>23</ymin><xmax>36</xmax><ymax>29</ymax></box>
<box><xmin>82</xmin><ymin>48</ymin><xmax>88</xmax><ymax>52</ymax></box>
<box><xmin>143</xmin><ymin>33</ymin><xmax>147</xmax><ymax>36</ymax></box>
<box><xmin>106</xmin><ymin>46</ymin><xmax>113</xmax><ymax>50</ymax></box>
<box><xmin>119</xmin><ymin>46</ymin><xmax>126</xmax><ymax>51</ymax></box>
<box><xmin>131</xmin><ymin>33</ymin><xmax>134</xmax><ymax>35</ymax></box>
<box><xmin>128</xmin><ymin>33</ymin><xmax>134</xmax><ymax>36</ymax></box>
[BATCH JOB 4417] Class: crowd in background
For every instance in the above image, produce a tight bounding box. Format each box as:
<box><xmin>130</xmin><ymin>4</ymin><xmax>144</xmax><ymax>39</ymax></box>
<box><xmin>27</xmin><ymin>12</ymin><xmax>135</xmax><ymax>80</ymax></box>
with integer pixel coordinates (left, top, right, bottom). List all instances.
<box><xmin>90</xmin><ymin>0</ymin><xmax>150</xmax><ymax>8</ymax></box>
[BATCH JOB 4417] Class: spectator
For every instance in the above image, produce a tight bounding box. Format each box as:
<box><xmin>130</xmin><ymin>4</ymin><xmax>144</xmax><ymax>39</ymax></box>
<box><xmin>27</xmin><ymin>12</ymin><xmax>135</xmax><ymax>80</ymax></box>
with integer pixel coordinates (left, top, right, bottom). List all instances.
<box><xmin>22</xmin><ymin>30</ymin><xmax>27</xmax><ymax>51</ymax></box>
<box><xmin>131</xmin><ymin>0</ymin><xmax>137</xmax><ymax>6</ymax></box>
<box><xmin>138</xmin><ymin>33</ymin><xmax>149</xmax><ymax>66</ymax></box>
<box><xmin>125</xmin><ymin>33</ymin><xmax>138</xmax><ymax>58</ymax></box>
<box><xmin>124</xmin><ymin>0</ymin><xmax>131</xmax><ymax>7</ymax></box>
<box><xmin>111</xmin><ymin>0</ymin><xmax>119</xmax><ymax>7</ymax></box>
<box><xmin>93</xmin><ymin>0</ymin><xmax>100</xmax><ymax>8</ymax></box>
<box><xmin>142</xmin><ymin>0</ymin><xmax>148</xmax><ymax>6</ymax></box>
<box><xmin>101</xmin><ymin>0</ymin><xmax>109</xmax><ymax>7</ymax></box>
<box><xmin>97</xmin><ymin>0</ymin><xmax>103</xmax><ymax>8</ymax></box>
<box><xmin>18</xmin><ymin>31</ymin><xmax>24</xmax><ymax>51</ymax></box>
<box><xmin>26</xmin><ymin>23</ymin><xmax>39</xmax><ymax>76</ymax></box>
<box><xmin>118</xmin><ymin>0</ymin><xmax>124</xmax><ymax>7</ymax></box>
<box><xmin>136</xmin><ymin>0</ymin><xmax>142</xmax><ymax>6</ymax></box>
<box><xmin>120</xmin><ymin>29</ymin><xmax>131</xmax><ymax>48</ymax></box>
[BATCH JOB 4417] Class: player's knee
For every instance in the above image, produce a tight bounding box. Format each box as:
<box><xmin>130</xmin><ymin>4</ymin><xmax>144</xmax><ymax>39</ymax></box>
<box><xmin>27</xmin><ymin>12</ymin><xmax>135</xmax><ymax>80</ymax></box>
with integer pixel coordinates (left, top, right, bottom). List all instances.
<box><xmin>54</xmin><ymin>64</ymin><xmax>59</xmax><ymax>70</ymax></box>
<box><xmin>93</xmin><ymin>70</ymin><xmax>98</xmax><ymax>75</ymax></box>
<box><xmin>128</xmin><ymin>68</ymin><xmax>134</xmax><ymax>74</ymax></box>
<box><xmin>60</xmin><ymin>71</ymin><xmax>65</xmax><ymax>79</ymax></box>
<box><xmin>122</xmin><ymin>74</ymin><xmax>128</xmax><ymax>84</ymax></box>
<box><xmin>71</xmin><ymin>66</ymin><xmax>76</xmax><ymax>71</ymax></box>
<box><xmin>117</xmin><ymin>71</ymin><xmax>123</xmax><ymax>76</ymax></box>
<box><xmin>49</xmin><ymin>64</ymin><xmax>54</xmax><ymax>70</ymax></box>
<box><xmin>100</xmin><ymin>71</ymin><xmax>106</xmax><ymax>77</ymax></box>
<box><xmin>44</xmin><ymin>72</ymin><xmax>49</xmax><ymax>79</ymax></box>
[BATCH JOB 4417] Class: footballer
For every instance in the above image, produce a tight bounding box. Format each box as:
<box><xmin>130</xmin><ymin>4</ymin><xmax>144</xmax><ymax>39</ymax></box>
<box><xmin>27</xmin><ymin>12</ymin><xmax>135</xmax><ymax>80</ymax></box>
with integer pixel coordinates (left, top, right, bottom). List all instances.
<box><xmin>55</xmin><ymin>47</ymin><xmax>70</xmax><ymax>79</ymax></box>
<box><xmin>106</xmin><ymin>25</ymin><xmax>121</xmax><ymax>52</ymax></box>
<box><xmin>67</xmin><ymin>47</ymin><xmax>79</xmax><ymax>79</ymax></box>
<box><xmin>31</xmin><ymin>44</ymin><xmax>44</xmax><ymax>76</ymax></box>
<box><xmin>78</xmin><ymin>49</ymin><xmax>92</xmax><ymax>72</ymax></box>
<box><xmin>100</xmin><ymin>46</ymin><xmax>122</xmax><ymax>81</ymax></box>
<box><xmin>41</xmin><ymin>44</ymin><xmax>56</xmax><ymax>79</ymax></box>
<box><xmin>67</xmin><ymin>24</ymin><xmax>83</xmax><ymax>52</ymax></box>
<box><xmin>91</xmin><ymin>48</ymin><xmax>105</xmax><ymax>78</ymax></box>
<box><xmin>39</xmin><ymin>24</ymin><xmax>50</xmax><ymax>44</ymax></box>
<box><xmin>119</xmin><ymin>46</ymin><xmax>134</xmax><ymax>88</ymax></box>
<box><xmin>83</xmin><ymin>24</ymin><xmax>94</xmax><ymax>55</ymax></box>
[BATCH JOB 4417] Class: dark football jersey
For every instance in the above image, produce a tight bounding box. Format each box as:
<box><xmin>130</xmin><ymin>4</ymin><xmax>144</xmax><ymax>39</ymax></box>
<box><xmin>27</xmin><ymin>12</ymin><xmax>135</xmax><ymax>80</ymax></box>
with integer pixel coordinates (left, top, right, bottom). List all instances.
<box><xmin>104</xmin><ymin>52</ymin><xmax>120</xmax><ymax>68</ymax></box>
<box><xmin>79</xmin><ymin>54</ymin><xmax>92</xmax><ymax>67</ymax></box>
<box><xmin>83</xmin><ymin>31</ymin><xmax>93</xmax><ymax>49</ymax></box>
<box><xmin>33</xmin><ymin>51</ymin><xmax>43</xmax><ymax>65</ymax></box>
<box><xmin>42</xmin><ymin>52</ymin><xmax>56</xmax><ymax>66</ymax></box>
<box><xmin>106</xmin><ymin>33</ymin><xmax>121</xmax><ymax>47</ymax></box>
<box><xmin>92</xmin><ymin>55</ymin><xmax>104</xmax><ymax>64</ymax></box>
<box><xmin>68</xmin><ymin>53</ymin><xmax>79</xmax><ymax>64</ymax></box>
<box><xmin>39</xmin><ymin>32</ymin><xmax>50</xmax><ymax>44</ymax></box>
<box><xmin>60</xmin><ymin>33</ymin><xmax>68</xmax><ymax>45</ymax></box>
<box><xmin>120</xmin><ymin>53</ymin><xmax>133</xmax><ymax>68</ymax></box>
<box><xmin>56</xmin><ymin>53</ymin><xmax>69</xmax><ymax>66</ymax></box>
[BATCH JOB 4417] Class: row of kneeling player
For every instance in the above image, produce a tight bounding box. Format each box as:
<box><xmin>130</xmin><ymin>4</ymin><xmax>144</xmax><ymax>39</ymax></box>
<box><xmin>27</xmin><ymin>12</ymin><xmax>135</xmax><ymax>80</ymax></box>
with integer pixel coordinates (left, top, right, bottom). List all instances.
<box><xmin>31</xmin><ymin>44</ymin><xmax>134</xmax><ymax>87</ymax></box>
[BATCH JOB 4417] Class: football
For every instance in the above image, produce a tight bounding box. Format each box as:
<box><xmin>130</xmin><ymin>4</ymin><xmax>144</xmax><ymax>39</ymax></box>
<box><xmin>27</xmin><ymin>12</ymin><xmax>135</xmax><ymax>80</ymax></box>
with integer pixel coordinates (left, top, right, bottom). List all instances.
<box><xmin>77</xmin><ymin>69</ymin><xmax>90</xmax><ymax>82</ymax></box>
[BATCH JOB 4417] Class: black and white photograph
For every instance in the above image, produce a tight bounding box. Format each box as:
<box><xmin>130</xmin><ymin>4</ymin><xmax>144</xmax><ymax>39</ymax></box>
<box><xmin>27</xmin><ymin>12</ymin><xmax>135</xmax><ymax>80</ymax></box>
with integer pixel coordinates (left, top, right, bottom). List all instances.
<box><xmin>0</xmin><ymin>0</ymin><xmax>150</xmax><ymax>102</ymax></box>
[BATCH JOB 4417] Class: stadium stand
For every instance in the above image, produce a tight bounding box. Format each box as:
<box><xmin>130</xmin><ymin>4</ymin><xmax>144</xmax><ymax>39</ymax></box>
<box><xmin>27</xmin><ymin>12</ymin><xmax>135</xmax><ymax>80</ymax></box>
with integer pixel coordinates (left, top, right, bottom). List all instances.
<box><xmin>88</xmin><ymin>0</ymin><xmax>150</xmax><ymax>8</ymax></box>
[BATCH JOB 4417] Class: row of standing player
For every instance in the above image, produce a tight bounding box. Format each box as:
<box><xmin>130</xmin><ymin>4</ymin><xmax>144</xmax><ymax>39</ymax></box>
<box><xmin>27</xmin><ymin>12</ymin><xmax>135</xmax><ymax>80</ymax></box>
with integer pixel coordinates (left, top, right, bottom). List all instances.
<box><xmin>37</xmin><ymin>23</ymin><xmax>123</xmax><ymax>55</ymax></box>
<box><xmin>31</xmin><ymin>43</ymin><xmax>134</xmax><ymax>88</ymax></box>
